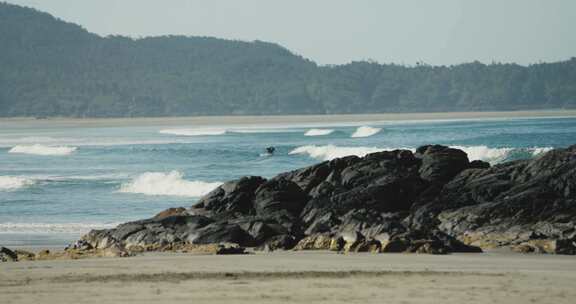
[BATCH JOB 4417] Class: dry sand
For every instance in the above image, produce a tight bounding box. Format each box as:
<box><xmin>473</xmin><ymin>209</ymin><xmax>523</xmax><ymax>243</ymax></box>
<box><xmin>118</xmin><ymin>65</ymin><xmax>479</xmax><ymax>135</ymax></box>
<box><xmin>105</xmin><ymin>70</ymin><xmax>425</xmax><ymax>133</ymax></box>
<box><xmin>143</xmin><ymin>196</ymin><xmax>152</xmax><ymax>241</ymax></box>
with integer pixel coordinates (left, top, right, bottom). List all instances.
<box><xmin>2</xmin><ymin>110</ymin><xmax>576</xmax><ymax>128</ymax></box>
<box><xmin>1</xmin><ymin>251</ymin><xmax>575</xmax><ymax>304</ymax></box>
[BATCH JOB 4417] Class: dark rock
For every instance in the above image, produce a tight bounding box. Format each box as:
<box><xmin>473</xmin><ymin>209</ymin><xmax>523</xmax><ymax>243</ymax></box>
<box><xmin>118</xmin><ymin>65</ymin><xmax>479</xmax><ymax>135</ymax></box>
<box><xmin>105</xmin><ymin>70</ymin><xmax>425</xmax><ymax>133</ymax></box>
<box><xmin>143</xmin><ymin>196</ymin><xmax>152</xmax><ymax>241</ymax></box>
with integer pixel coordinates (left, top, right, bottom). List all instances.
<box><xmin>254</xmin><ymin>179</ymin><xmax>309</xmax><ymax>216</ymax></box>
<box><xmin>382</xmin><ymin>239</ymin><xmax>410</xmax><ymax>253</ymax></box>
<box><xmin>231</xmin><ymin>217</ymin><xmax>290</xmax><ymax>244</ymax></box>
<box><xmin>1</xmin><ymin>246</ymin><xmax>18</xmax><ymax>262</ymax></box>
<box><xmin>192</xmin><ymin>176</ymin><xmax>266</xmax><ymax>217</ymax></box>
<box><xmin>256</xmin><ymin>235</ymin><xmax>299</xmax><ymax>251</ymax></box>
<box><xmin>191</xmin><ymin>222</ymin><xmax>255</xmax><ymax>247</ymax></box>
<box><xmin>75</xmin><ymin>144</ymin><xmax>576</xmax><ymax>255</ymax></box>
<box><xmin>469</xmin><ymin>160</ymin><xmax>491</xmax><ymax>169</ymax></box>
<box><xmin>415</xmin><ymin>145</ymin><xmax>470</xmax><ymax>183</ymax></box>
<box><xmin>81</xmin><ymin>215</ymin><xmax>215</xmax><ymax>249</ymax></box>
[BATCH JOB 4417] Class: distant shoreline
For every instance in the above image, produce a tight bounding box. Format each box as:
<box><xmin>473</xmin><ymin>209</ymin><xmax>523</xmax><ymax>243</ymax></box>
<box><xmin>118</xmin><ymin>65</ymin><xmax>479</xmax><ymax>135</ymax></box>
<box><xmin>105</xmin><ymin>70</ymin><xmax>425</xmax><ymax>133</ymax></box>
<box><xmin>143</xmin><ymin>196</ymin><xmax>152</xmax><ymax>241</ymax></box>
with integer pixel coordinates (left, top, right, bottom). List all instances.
<box><xmin>1</xmin><ymin>110</ymin><xmax>576</xmax><ymax>128</ymax></box>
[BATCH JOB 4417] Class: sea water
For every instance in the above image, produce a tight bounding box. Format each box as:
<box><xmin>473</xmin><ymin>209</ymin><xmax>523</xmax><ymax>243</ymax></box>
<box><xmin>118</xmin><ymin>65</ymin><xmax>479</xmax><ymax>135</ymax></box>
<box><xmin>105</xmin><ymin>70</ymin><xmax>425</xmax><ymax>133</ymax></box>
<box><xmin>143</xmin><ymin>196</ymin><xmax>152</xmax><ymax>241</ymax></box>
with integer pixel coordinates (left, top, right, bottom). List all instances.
<box><xmin>1</xmin><ymin>116</ymin><xmax>575</xmax><ymax>246</ymax></box>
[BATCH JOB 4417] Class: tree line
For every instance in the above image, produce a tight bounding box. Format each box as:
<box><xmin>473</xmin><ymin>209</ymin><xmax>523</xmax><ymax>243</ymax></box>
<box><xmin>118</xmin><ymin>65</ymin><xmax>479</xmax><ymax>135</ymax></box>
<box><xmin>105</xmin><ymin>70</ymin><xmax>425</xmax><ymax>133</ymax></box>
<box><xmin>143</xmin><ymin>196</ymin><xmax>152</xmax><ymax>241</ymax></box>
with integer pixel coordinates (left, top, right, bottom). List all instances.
<box><xmin>1</xmin><ymin>2</ymin><xmax>575</xmax><ymax>117</ymax></box>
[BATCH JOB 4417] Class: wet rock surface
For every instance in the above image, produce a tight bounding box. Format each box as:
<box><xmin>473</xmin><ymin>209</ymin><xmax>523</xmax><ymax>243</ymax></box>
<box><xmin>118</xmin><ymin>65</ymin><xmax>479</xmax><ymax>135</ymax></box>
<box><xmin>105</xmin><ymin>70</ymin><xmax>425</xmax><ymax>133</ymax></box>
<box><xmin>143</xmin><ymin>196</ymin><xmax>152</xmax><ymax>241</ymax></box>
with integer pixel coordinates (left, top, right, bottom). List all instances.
<box><xmin>75</xmin><ymin>144</ymin><xmax>576</xmax><ymax>255</ymax></box>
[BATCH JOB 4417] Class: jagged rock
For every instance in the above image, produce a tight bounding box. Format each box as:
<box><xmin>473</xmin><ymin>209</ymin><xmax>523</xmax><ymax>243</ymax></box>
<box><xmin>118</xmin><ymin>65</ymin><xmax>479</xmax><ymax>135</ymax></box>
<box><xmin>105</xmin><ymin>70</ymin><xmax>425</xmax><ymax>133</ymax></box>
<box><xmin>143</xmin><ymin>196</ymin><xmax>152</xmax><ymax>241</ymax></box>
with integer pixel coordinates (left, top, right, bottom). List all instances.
<box><xmin>74</xmin><ymin>144</ymin><xmax>576</xmax><ymax>255</ymax></box>
<box><xmin>190</xmin><ymin>222</ymin><xmax>255</xmax><ymax>247</ymax></box>
<box><xmin>345</xmin><ymin>239</ymin><xmax>382</xmax><ymax>253</ymax></box>
<box><xmin>254</xmin><ymin>179</ymin><xmax>309</xmax><ymax>216</ymax></box>
<box><xmin>275</xmin><ymin>156</ymin><xmax>360</xmax><ymax>194</ymax></box>
<box><xmin>192</xmin><ymin>176</ymin><xmax>266</xmax><ymax>217</ymax></box>
<box><xmin>293</xmin><ymin>234</ymin><xmax>341</xmax><ymax>251</ymax></box>
<box><xmin>469</xmin><ymin>160</ymin><xmax>491</xmax><ymax>169</ymax></box>
<box><xmin>415</xmin><ymin>145</ymin><xmax>470</xmax><ymax>183</ymax></box>
<box><xmin>1</xmin><ymin>246</ymin><xmax>18</xmax><ymax>262</ymax></box>
<box><xmin>82</xmin><ymin>215</ymin><xmax>215</xmax><ymax>250</ymax></box>
<box><xmin>512</xmin><ymin>239</ymin><xmax>576</xmax><ymax>255</ymax></box>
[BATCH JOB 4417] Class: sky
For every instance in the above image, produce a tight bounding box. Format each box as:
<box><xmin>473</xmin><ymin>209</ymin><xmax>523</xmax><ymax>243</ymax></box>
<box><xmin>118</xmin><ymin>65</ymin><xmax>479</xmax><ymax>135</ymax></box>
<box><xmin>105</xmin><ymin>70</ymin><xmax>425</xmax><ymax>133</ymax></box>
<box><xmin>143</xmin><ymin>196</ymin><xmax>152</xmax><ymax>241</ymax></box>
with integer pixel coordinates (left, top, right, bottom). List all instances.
<box><xmin>5</xmin><ymin>0</ymin><xmax>576</xmax><ymax>66</ymax></box>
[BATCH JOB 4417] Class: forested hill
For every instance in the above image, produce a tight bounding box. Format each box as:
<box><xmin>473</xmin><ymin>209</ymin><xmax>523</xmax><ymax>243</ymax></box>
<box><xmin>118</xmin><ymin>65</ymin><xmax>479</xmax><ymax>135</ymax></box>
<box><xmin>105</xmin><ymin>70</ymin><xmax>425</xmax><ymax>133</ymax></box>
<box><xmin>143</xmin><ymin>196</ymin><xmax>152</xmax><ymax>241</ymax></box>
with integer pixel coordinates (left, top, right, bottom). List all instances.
<box><xmin>1</xmin><ymin>3</ymin><xmax>575</xmax><ymax>117</ymax></box>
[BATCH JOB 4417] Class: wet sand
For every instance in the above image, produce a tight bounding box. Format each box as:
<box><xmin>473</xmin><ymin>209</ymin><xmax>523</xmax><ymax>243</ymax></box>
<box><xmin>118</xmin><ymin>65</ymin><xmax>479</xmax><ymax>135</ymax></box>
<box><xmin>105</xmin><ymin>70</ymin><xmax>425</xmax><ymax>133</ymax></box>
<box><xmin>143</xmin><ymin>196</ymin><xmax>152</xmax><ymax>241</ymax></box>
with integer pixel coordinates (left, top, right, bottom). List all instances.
<box><xmin>1</xmin><ymin>251</ymin><xmax>575</xmax><ymax>304</ymax></box>
<box><xmin>2</xmin><ymin>110</ymin><xmax>576</xmax><ymax>128</ymax></box>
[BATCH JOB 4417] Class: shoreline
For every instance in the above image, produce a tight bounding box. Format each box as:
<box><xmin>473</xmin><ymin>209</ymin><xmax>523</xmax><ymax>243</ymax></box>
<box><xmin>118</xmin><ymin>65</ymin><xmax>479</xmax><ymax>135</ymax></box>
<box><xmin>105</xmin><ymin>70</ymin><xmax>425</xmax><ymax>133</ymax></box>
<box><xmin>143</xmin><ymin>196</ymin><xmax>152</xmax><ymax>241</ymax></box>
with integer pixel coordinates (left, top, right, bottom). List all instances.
<box><xmin>2</xmin><ymin>109</ymin><xmax>576</xmax><ymax>128</ymax></box>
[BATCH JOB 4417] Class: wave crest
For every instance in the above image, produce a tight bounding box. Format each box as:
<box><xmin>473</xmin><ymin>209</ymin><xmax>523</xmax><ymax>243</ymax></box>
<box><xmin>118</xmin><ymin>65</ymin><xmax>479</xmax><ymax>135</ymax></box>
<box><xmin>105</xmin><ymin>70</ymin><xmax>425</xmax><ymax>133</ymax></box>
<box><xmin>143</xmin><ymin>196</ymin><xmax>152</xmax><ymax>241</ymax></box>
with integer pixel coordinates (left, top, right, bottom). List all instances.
<box><xmin>119</xmin><ymin>171</ymin><xmax>222</xmax><ymax>197</ymax></box>
<box><xmin>304</xmin><ymin>129</ymin><xmax>335</xmax><ymax>136</ymax></box>
<box><xmin>0</xmin><ymin>176</ymin><xmax>35</xmax><ymax>191</ymax></box>
<box><xmin>453</xmin><ymin>145</ymin><xmax>553</xmax><ymax>164</ymax></box>
<box><xmin>8</xmin><ymin>144</ymin><xmax>77</xmax><ymax>156</ymax></box>
<box><xmin>290</xmin><ymin>145</ymin><xmax>385</xmax><ymax>161</ymax></box>
<box><xmin>290</xmin><ymin>144</ymin><xmax>553</xmax><ymax>163</ymax></box>
<box><xmin>159</xmin><ymin>129</ymin><xmax>227</xmax><ymax>136</ymax></box>
<box><xmin>351</xmin><ymin>126</ymin><xmax>381</xmax><ymax>138</ymax></box>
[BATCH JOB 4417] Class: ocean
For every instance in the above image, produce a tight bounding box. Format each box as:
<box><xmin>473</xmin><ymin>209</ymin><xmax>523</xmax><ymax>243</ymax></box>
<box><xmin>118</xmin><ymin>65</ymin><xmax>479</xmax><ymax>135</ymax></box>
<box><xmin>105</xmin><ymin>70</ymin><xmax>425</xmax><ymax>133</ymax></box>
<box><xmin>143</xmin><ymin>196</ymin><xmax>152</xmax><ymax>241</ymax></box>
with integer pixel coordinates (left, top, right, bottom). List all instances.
<box><xmin>1</xmin><ymin>116</ymin><xmax>575</xmax><ymax>247</ymax></box>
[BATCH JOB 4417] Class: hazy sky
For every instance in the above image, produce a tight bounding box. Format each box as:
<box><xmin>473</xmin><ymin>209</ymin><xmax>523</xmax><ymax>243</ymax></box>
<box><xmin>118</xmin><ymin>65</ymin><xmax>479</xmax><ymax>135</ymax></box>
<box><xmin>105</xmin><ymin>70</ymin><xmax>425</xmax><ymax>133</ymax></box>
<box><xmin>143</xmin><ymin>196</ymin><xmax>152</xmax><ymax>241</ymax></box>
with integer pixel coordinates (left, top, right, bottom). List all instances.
<box><xmin>5</xmin><ymin>0</ymin><xmax>576</xmax><ymax>65</ymax></box>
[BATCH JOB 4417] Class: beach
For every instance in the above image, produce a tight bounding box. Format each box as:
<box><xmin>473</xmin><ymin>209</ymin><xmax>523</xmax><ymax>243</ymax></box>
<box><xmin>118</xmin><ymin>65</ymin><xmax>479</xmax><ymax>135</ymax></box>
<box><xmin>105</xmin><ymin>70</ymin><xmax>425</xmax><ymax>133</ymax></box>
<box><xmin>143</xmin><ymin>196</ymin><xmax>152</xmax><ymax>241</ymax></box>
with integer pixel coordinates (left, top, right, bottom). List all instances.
<box><xmin>1</xmin><ymin>251</ymin><xmax>575</xmax><ymax>304</ymax></box>
<box><xmin>2</xmin><ymin>110</ymin><xmax>576</xmax><ymax>128</ymax></box>
<box><xmin>2</xmin><ymin>111</ymin><xmax>576</xmax><ymax>303</ymax></box>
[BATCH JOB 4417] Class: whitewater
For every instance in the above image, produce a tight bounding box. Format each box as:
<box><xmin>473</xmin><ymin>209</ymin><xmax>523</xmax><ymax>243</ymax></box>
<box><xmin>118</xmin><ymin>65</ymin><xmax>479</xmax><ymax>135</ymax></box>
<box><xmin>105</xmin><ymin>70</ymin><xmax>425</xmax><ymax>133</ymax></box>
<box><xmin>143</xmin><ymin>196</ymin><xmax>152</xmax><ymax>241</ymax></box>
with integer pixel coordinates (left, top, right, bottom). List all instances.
<box><xmin>1</xmin><ymin>116</ymin><xmax>575</xmax><ymax>246</ymax></box>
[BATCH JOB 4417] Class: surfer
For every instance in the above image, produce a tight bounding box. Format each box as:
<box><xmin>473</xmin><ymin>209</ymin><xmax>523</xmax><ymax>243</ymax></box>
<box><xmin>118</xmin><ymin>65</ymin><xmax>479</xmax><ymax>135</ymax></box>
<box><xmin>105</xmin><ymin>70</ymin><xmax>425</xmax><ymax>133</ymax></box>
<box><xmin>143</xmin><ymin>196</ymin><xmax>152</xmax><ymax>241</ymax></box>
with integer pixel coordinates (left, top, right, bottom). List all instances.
<box><xmin>265</xmin><ymin>146</ymin><xmax>276</xmax><ymax>155</ymax></box>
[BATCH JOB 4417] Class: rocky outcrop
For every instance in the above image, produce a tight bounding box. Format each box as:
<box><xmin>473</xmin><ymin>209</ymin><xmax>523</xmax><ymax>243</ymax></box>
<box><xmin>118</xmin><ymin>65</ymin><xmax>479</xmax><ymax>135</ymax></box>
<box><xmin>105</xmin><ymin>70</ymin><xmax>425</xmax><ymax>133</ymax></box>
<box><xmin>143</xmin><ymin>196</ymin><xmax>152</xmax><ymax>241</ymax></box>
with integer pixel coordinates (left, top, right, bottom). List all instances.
<box><xmin>76</xmin><ymin>144</ymin><xmax>576</xmax><ymax>255</ymax></box>
<box><xmin>1</xmin><ymin>246</ymin><xmax>18</xmax><ymax>262</ymax></box>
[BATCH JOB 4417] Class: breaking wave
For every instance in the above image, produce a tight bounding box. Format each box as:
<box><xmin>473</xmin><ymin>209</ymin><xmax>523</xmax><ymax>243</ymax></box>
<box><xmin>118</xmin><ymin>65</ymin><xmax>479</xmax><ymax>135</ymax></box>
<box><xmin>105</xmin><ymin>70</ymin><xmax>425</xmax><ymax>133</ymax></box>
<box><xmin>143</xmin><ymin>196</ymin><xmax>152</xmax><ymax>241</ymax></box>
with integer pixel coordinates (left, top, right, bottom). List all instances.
<box><xmin>453</xmin><ymin>145</ymin><xmax>553</xmax><ymax>164</ymax></box>
<box><xmin>119</xmin><ymin>171</ymin><xmax>222</xmax><ymax>197</ymax></box>
<box><xmin>8</xmin><ymin>144</ymin><xmax>77</xmax><ymax>156</ymax></box>
<box><xmin>304</xmin><ymin>129</ymin><xmax>335</xmax><ymax>136</ymax></box>
<box><xmin>289</xmin><ymin>145</ymin><xmax>386</xmax><ymax>161</ymax></box>
<box><xmin>290</xmin><ymin>144</ymin><xmax>553</xmax><ymax>163</ymax></box>
<box><xmin>351</xmin><ymin>126</ymin><xmax>381</xmax><ymax>138</ymax></box>
<box><xmin>0</xmin><ymin>176</ymin><xmax>35</xmax><ymax>191</ymax></box>
<box><xmin>0</xmin><ymin>222</ymin><xmax>118</xmax><ymax>234</ymax></box>
<box><xmin>159</xmin><ymin>129</ymin><xmax>227</xmax><ymax>136</ymax></box>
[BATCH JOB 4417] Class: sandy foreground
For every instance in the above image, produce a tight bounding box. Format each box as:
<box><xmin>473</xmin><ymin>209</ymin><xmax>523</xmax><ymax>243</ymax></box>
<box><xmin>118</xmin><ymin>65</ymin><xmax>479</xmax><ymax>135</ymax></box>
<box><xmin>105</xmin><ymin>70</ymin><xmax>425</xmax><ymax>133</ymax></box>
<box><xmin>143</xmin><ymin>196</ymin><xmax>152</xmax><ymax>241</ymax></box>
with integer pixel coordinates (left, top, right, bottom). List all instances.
<box><xmin>1</xmin><ymin>251</ymin><xmax>575</xmax><ymax>304</ymax></box>
<box><xmin>2</xmin><ymin>110</ymin><xmax>576</xmax><ymax>128</ymax></box>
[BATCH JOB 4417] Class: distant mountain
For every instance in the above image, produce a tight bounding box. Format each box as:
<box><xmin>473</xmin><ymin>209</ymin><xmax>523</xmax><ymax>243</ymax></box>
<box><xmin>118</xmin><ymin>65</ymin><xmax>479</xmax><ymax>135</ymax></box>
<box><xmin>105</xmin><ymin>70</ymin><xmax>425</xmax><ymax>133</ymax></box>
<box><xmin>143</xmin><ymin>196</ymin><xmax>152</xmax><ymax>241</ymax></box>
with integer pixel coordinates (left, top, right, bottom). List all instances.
<box><xmin>1</xmin><ymin>2</ymin><xmax>575</xmax><ymax>117</ymax></box>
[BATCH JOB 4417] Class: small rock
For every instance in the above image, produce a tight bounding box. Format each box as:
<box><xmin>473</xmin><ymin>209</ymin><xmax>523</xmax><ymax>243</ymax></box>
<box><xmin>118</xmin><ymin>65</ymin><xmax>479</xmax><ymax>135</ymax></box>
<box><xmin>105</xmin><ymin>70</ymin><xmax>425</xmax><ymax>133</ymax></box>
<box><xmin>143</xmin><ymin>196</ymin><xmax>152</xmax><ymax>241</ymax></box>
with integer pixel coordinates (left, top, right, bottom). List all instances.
<box><xmin>255</xmin><ymin>235</ymin><xmax>298</xmax><ymax>252</ymax></box>
<box><xmin>1</xmin><ymin>246</ymin><xmax>18</xmax><ymax>262</ymax></box>
<box><xmin>293</xmin><ymin>234</ymin><xmax>337</xmax><ymax>251</ymax></box>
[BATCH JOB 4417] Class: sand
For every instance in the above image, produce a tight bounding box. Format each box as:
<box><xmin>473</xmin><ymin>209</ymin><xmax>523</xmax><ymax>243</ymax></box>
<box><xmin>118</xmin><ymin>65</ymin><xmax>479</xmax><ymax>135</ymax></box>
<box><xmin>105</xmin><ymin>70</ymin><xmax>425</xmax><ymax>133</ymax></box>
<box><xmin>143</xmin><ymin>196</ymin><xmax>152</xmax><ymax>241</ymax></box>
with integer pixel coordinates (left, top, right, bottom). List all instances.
<box><xmin>2</xmin><ymin>110</ymin><xmax>576</xmax><ymax>128</ymax></box>
<box><xmin>1</xmin><ymin>251</ymin><xmax>575</xmax><ymax>304</ymax></box>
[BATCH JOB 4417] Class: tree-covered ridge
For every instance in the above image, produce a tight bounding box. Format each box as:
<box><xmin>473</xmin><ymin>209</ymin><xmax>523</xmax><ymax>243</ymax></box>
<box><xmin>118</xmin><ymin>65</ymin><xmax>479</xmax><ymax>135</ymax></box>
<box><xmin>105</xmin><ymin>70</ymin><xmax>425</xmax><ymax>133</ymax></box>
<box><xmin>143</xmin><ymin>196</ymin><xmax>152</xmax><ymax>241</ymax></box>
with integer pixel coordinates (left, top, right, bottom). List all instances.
<box><xmin>0</xmin><ymin>2</ymin><xmax>575</xmax><ymax>117</ymax></box>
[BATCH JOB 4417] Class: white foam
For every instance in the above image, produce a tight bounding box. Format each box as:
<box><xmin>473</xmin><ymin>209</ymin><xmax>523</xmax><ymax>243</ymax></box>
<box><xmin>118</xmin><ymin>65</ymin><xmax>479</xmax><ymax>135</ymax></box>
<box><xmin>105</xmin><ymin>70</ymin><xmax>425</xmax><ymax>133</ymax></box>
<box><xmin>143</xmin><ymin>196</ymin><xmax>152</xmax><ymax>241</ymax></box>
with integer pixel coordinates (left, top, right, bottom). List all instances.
<box><xmin>0</xmin><ymin>176</ymin><xmax>35</xmax><ymax>191</ymax></box>
<box><xmin>304</xmin><ymin>129</ymin><xmax>335</xmax><ymax>136</ymax></box>
<box><xmin>351</xmin><ymin>126</ymin><xmax>381</xmax><ymax>138</ymax></box>
<box><xmin>159</xmin><ymin>129</ymin><xmax>227</xmax><ymax>136</ymax></box>
<box><xmin>119</xmin><ymin>171</ymin><xmax>222</xmax><ymax>197</ymax></box>
<box><xmin>530</xmin><ymin>147</ymin><xmax>554</xmax><ymax>155</ymax></box>
<box><xmin>230</xmin><ymin>128</ymin><xmax>301</xmax><ymax>134</ymax></box>
<box><xmin>452</xmin><ymin>146</ymin><xmax>513</xmax><ymax>163</ymax></box>
<box><xmin>8</xmin><ymin>144</ymin><xmax>77</xmax><ymax>156</ymax></box>
<box><xmin>289</xmin><ymin>145</ymin><xmax>386</xmax><ymax>161</ymax></box>
<box><xmin>0</xmin><ymin>222</ymin><xmax>118</xmax><ymax>234</ymax></box>
<box><xmin>452</xmin><ymin>145</ymin><xmax>554</xmax><ymax>164</ymax></box>
<box><xmin>290</xmin><ymin>144</ymin><xmax>553</xmax><ymax>163</ymax></box>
